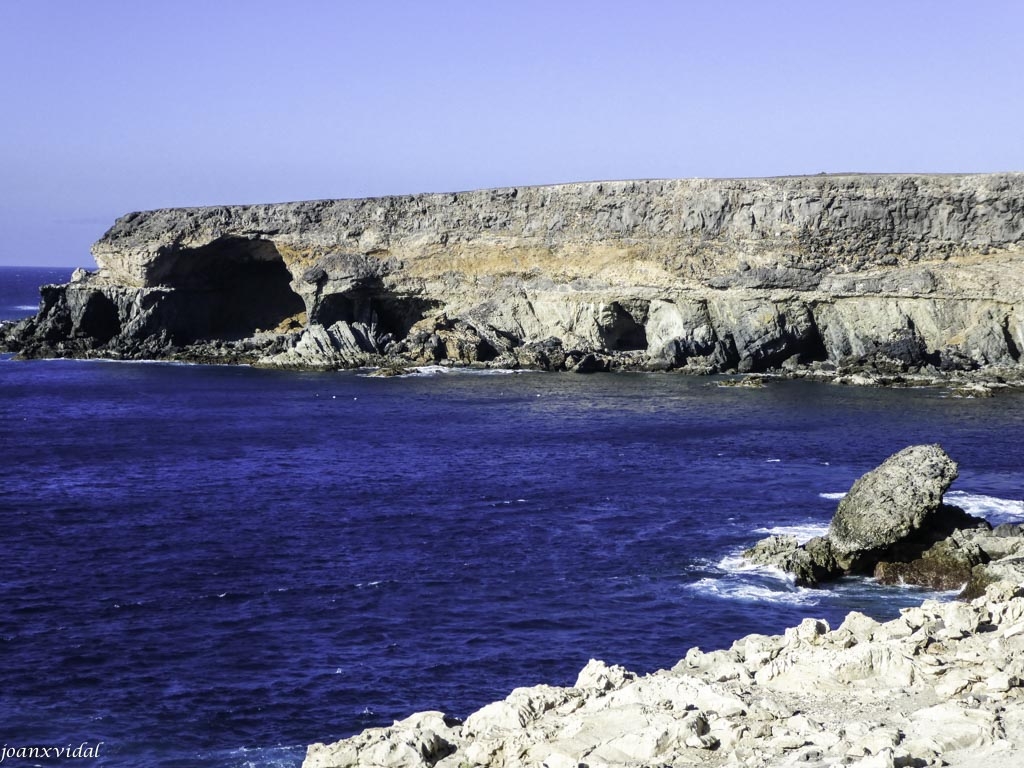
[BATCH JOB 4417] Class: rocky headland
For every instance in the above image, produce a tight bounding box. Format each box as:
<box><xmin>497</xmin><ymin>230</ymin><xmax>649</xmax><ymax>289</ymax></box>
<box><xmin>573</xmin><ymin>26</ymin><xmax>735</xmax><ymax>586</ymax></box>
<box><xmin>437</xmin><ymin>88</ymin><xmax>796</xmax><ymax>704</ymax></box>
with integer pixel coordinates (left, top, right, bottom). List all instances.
<box><xmin>4</xmin><ymin>173</ymin><xmax>1024</xmax><ymax>385</ymax></box>
<box><xmin>302</xmin><ymin>446</ymin><xmax>1024</xmax><ymax>768</ymax></box>
<box><xmin>744</xmin><ymin>444</ymin><xmax>1024</xmax><ymax>595</ymax></box>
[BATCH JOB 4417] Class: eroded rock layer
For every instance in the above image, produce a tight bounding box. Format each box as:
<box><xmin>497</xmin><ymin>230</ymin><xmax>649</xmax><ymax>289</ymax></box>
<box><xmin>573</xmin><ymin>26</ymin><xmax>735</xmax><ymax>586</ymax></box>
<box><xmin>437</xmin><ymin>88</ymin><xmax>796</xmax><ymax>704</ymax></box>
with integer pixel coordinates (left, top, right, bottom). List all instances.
<box><xmin>5</xmin><ymin>174</ymin><xmax>1024</xmax><ymax>375</ymax></box>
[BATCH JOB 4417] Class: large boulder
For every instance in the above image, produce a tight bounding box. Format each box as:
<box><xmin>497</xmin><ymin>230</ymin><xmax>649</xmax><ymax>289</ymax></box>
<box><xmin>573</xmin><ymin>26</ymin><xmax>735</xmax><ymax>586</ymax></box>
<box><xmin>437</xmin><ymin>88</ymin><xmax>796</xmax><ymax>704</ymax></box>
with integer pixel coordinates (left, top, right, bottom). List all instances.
<box><xmin>743</xmin><ymin>444</ymin><xmax>992</xmax><ymax>588</ymax></box>
<box><xmin>828</xmin><ymin>444</ymin><xmax>965</xmax><ymax>572</ymax></box>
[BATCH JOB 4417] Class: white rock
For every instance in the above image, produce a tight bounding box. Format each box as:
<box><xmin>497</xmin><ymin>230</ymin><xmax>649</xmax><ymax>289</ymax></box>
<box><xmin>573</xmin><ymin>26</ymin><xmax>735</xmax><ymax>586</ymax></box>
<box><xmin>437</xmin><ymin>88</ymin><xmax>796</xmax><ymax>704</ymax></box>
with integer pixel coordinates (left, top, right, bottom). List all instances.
<box><xmin>785</xmin><ymin>617</ymin><xmax>830</xmax><ymax>645</ymax></box>
<box><xmin>935</xmin><ymin>669</ymin><xmax>980</xmax><ymax>699</ymax></box>
<box><xmin>985</xmin><ymin>672</ymin><xmax>1021</xmax><ymax>693</ymax></box>
<box><xmin>463</xmin><ymin>685</ymin><xmax>579</xmax><ymax>734</ymax></box>
<box><xmin>907</xmin><ymin>701</ymin><xmax>1001</xmax><ymax>752</ymax></box>
<box><xmin>694</xmin><ymin>686</ymin><xmax>748</xmax><ymax>718</ymax></box>
<box><xmin>983</xmin><ymin>580</ymin><xmax>1024</xmax><ymax>604</ymax></box>
<box><xmin>785</xmin><ymin>713</ymin><xmax>823</xmax><ymax>735</ymax></box>
<box><xmin>304</xmin><ymin>711</ymin><xmax>456</xmax><ymax>768</ymax></box>
<box><xmin>937</xmin><ymin>602</ymin><xmax>985</xmax><ymax>639</ymax></box>
<box><xmin>847</xmin><ymin>724</ymin><xmax>903</xmax><ymax>756</ymax></box>
<box><xmin>573</xmin><ymin>658</ymin><xmax>635</xmax><ymax>692</ymax></box>
<box><xmin>838</xmin><ymin>611</ymin><xmax>880</xmax><ymax>642</ymax></box>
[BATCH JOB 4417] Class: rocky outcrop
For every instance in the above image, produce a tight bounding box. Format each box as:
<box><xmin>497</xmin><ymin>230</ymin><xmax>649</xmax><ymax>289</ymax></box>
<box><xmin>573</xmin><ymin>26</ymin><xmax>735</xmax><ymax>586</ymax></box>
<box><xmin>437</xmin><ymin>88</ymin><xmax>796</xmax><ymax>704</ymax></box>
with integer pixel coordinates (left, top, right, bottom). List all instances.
<box><xmin>828</xmin><ymin>445</ymin><xmax>978</xmax><ymax>572</ymax></box>
<box><xmin>745</xmin><ymin>445</ymin><xmax>1024</xmax><ymax>594</ymax></box>
<box><xmin>303</xmin><ymin>581</ymin><xmax>1024</xmax><ymax>768</ymax></box>
<box><xmin>880</xmin><ymin>524</ymin><xmax>1024</xmax><ymax>599</ymax></box>
<box><xmin>744</xmin><ymin>445</ymin><xmax>1002</xmax><ymax>588</ymax></box>
<box><xmin>744</xmin><ymin>534</ymin><xmax>839</xmax><ymax>587</ymax></box>
<box><xmin>4</xmin><ymin>173</ymin><xmax>1024</xmax><ymax>378</ymax></box>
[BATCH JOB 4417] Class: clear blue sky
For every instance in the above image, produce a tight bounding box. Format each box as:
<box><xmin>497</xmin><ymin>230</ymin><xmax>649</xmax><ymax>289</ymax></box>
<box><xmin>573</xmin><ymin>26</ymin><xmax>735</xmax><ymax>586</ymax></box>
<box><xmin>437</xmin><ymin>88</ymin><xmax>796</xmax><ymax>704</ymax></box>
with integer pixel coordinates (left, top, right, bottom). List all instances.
<box><xmin>2</xmin><ymin>0</ymin><xmax>1022</xmax><ymax>267</ymax></box>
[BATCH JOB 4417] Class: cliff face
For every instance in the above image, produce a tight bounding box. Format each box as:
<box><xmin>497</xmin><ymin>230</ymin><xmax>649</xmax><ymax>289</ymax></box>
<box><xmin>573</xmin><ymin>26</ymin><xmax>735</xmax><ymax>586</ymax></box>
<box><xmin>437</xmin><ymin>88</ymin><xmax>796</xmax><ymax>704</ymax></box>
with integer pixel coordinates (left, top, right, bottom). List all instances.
<box><xmin>6</xmin><ymin>173</ymin><xmax>1024</xmax><ymax>376</ymax></box>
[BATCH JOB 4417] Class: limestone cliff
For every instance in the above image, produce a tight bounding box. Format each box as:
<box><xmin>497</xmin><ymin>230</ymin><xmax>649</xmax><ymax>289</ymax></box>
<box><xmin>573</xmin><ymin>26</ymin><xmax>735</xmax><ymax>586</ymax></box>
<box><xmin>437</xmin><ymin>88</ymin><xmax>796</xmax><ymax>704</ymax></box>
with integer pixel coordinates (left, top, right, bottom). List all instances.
<box><xmin>5</xmin><ymin>173</ymin><xmax>1024</xmax><ymax>376</ymax></box>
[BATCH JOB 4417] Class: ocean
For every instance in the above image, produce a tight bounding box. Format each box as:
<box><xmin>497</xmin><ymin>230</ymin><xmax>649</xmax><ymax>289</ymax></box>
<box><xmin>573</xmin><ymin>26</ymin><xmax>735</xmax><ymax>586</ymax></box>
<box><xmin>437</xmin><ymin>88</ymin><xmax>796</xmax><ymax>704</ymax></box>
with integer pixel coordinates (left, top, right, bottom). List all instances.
<box><xmin>2</xmin><ymin>266</ymin><xmax>1023</xmax><ymax>767</ymax></box>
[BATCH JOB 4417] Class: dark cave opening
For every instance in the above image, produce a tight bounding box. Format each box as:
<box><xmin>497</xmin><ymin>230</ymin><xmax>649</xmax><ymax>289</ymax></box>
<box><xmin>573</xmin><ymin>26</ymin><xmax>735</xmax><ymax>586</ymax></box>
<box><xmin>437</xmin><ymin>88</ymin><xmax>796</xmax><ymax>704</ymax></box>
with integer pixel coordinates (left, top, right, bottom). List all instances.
<box><xmin>310</xmin><ymin>281</ymin><xmax>438</xmax><ymax>340</ymax></box>
<box><xmin>154</xmin><ymin>237</ymin><xmax>306</xmax><ymax>341</ymax></box>
<box><xmin>600</xmin><ymin>302</ymin><xmax>648</xmax><ymax>352</ymax></box>
<box><xmin>77</xmin><ymin>291</ymin><xmax>121</xmax><ymax>344</ymax></box>
<box><xmin>310</xmin><ymin>292</ymin><xmax>373</xmax><ymax>328</ymax></box>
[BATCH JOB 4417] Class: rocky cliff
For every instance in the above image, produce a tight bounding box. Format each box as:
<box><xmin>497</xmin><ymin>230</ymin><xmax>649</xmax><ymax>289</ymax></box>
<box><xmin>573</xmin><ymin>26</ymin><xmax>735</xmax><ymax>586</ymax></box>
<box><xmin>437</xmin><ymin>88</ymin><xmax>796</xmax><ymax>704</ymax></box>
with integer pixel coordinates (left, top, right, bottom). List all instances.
<box><xmin>5</xmin><ymin>173</ymin><xmax>1024</xmax><ymax>377</ymax></box>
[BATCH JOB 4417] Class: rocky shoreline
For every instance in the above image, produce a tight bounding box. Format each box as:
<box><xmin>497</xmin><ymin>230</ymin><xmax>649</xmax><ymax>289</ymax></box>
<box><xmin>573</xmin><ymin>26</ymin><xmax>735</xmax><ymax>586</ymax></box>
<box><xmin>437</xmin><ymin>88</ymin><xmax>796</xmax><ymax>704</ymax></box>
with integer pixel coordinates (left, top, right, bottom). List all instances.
<box><xmin>303</xmin><ymin>446</ymin><xmax>1024</xmax><ymax>768</ymax></box>
<box><xmin>3</xmin><ymin>174</ymin><xmax>1024</xmax><ymax>386</ymax></box>
<box><xmin>304</xmin><ymin>582</ymin><xmax>1024</xmax><ymax>768</ymax></box>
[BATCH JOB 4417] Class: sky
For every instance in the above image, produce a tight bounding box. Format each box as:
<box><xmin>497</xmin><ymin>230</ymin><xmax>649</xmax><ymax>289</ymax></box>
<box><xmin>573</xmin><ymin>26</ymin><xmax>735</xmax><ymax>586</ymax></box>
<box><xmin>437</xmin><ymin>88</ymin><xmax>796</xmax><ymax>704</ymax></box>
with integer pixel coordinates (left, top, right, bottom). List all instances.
<box><xmin>1</xmin><ymin>0</ymin><xmax>1023</xmax><ymax>267</ymax></box>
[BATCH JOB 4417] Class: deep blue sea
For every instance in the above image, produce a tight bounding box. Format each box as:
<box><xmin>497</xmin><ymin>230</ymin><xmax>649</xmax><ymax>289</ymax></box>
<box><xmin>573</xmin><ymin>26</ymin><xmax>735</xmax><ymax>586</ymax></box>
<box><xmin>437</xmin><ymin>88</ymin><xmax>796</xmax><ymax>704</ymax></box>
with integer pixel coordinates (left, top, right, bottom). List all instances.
<box><xmin>3</xmin><ymin>266</ymin><xmax>1024</xmax><ymax>767</ymax></box>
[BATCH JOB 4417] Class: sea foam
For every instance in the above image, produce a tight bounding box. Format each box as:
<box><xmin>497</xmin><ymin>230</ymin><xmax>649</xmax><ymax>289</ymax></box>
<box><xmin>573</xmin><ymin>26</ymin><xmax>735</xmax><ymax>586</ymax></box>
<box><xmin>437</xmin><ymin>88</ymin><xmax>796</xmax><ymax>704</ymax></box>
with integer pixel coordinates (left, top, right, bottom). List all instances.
<box><xmin>687</xmin><ymin>576</ymin><xmax>820</xmax><ymax>606</ymax></box>
<box><xmin>946</xmin><ymin>491</ymin><xmax>1024</xmax><ymax>525</ymax></box>
<box><xmin>360</xmin><ymin>364</ymin><xmax>530</xmax><ymax>378</ymax></box>
<box><xmin>685</xmin><ymin>551</ymin><xmax>822</xmax><ymax>606</ymax></box>
<box><xmin>752</xmin><ymin>522</ymin><xmax>830</xmax><ymax>543</ymax></box>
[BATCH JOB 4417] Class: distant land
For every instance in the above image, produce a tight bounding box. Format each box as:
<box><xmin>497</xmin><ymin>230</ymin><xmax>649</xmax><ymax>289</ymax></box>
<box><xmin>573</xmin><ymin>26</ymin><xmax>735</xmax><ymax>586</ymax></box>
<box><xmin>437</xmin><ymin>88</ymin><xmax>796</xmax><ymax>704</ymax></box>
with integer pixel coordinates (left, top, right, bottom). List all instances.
<box><xmin>3</xmin><ymin>173</ymin><xmax>1024</xmax><ymax>389</ymax></box>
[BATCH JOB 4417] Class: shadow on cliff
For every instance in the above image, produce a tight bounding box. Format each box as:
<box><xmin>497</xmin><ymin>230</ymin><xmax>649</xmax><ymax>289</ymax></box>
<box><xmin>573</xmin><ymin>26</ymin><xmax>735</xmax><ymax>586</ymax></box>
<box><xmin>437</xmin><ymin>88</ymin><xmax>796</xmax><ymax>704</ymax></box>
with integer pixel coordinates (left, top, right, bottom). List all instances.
<box><xmin>152</xmin><ymin>236</ymin><xmax>306</xmax><ymax>341</ymax></box>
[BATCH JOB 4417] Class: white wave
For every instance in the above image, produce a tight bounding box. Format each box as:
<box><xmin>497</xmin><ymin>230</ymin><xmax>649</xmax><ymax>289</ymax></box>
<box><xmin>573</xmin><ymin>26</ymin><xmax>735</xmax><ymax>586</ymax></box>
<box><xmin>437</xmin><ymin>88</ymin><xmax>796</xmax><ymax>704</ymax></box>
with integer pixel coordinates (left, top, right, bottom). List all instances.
<box><xmin>687</xmin><ymin>577</ymin><xmax>820</xmax><ymax>606</ymax></box>
<box><xmin>354</xmin><ymin>579</ymin><xmax>395</xmax><ymax>589</ymax></box>
<box><xmin>946</xmin><ymin>491</ymin><xmax>1024</xmax><ymax>524</ymax></box>
<box><xmin>224</xmin><ymin>744</ymin><xmax>307</xmax><ymax>768</ymax></box>
<box><xmin>752</xmin><ymin>522</ymin><xmax>830</xmax><ymax>543</ymax></box>
<box><xmin>717</xmin><ymin>553</ymin><xmax>775</xmax><ymax>573</ymax></box>
<box><xmin>36</xmin><ymin>356</ymin><xmax>248</xmax><ymax>369</ymax></box>
<box><xmin>13</xmin><ymin>304</ymin><xmax>38</xmax><ymax>311</ymax></box>
<box><xmin>766</xmin><ymin>458</ymin><xmax>781</xmax><ymax>463</ymax></box>
<box><xmin>819</xmin><ymin>492</ymin><xmax>847</xmax><ymax>500</ymax></box>
<box><xmin>717</xmin><ymin>553</ymin><xmax>800</xmax><ymax>584</ymax></box>
<box><xmin>360</xmin><ymin>364</ymin><xmax>531</xmax><ymax>378</ymax></box>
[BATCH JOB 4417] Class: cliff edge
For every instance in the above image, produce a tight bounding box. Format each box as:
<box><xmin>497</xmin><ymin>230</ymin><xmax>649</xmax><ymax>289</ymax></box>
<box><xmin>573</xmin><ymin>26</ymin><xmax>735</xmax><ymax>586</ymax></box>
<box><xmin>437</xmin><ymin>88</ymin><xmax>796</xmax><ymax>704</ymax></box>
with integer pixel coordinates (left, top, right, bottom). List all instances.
<box><xmin>5</xmin><ymin>173</ymin><xmax>1024</xmax><ymax>379</ymax></box>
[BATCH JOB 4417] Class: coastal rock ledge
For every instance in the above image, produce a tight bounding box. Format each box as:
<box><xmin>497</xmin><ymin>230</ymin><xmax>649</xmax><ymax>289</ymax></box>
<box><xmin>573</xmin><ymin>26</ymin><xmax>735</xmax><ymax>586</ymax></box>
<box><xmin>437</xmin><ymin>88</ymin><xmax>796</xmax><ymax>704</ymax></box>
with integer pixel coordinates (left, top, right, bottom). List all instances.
<box><xmin>4</xmin><ymin>173</ymin><xmax>1024</xmax><ymax>381</ymax></box>
<box><xmin>304</xmin><ymin>582</ymin><xmax>1024</xmax><ymax>768</ymax></box>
